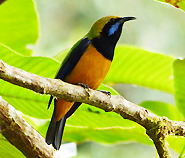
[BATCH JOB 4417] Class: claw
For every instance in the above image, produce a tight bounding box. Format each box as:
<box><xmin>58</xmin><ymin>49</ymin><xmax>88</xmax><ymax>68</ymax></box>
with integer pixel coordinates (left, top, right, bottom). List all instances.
<box><xmin>76</xmin><ymin>83</ymin><xmax>89</xmax><ymax>89</ymax></box>
<box><xmin>98</xmin><ymin>90</ymin><xmax>111</xmax><ymax>96</ymax></box>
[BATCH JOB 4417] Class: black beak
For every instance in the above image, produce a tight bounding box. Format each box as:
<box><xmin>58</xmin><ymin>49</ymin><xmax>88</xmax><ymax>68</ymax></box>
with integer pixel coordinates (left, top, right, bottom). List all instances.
<box><xmin>119</xmin><ymin>17</ymin><xmax>136</xmax><ymax>23</ymax></box>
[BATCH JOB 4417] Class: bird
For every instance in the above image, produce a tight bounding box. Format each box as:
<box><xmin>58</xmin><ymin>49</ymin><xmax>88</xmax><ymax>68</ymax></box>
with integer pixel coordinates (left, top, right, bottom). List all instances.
<box><xmin>45</xmin><ymin>15</ymin><xmax>136</xmax><ymax>150</ymax></box>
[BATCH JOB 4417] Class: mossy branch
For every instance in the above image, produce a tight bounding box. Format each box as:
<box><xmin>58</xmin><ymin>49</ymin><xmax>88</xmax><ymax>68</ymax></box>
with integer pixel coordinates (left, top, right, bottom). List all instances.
<box><xmin>0</xmin><ymin>59</ymin><xmax>185</xmax><ymax>158</ymax></box>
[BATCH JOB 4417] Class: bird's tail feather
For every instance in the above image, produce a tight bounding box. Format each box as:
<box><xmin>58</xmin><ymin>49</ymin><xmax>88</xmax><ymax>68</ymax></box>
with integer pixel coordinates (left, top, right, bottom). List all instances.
<box><xmin>45</xmin><ymin>101</ymin><xmax>81</xmax><ymax>150</ymax></box>
<box><xmin>45</xmin><ymin>105</ymin><xmax>57</xmax><ymax>145</ymax></box>
<box><xmin>45</xmin><ymin>104</ymin><xmax>66</xmax><ymax>150</ymax></box>
<box><xmin>53</xmin><ymin>116</ymin><xmax>66</xmax><ymax>150</ymax></box>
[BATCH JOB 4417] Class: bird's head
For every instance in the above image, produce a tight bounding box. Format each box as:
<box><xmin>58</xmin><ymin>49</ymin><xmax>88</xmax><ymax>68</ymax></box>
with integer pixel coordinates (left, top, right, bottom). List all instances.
<box><xmin>87</xmin><ymin>16</ymin><xmax>136</xmax><ymax>60</ymax></box>
<box><xmin>87</xmin><ymin>16</ymin><xmax>136</xmax><ymax>40</ymax></box>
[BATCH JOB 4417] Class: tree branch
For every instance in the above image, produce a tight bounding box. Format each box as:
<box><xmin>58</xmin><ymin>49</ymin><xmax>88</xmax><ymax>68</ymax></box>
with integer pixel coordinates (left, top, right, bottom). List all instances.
<box><xmin>0</xmin><ymin>59</ymin><xmax>185</xmax><ymax>158</ymax></box>
<box><xmin>0</xmin><ymin>96</ymin><xmax>54</xmax><ymax>158</ymax></box>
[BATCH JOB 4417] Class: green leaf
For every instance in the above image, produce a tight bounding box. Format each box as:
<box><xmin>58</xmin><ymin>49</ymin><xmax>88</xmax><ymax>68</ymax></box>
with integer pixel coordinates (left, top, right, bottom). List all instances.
<box><xmin>0</xmin><ymin>44</ymin><xmax>59</xmax><ymax>119</ymax></box>
<box><xmin>0</xmin><ymin>0</ymin><xmax>38</xmax><ymax>55</ymax></box>
<box><xmin>63</xmin><ymin>103</ymin><xmax>151</xmax><ymax>144</ymax></box>
<box><xmin>173</xmin><ymin>58</ymin><xmax>185</xmax><ymax>117</ymax></box>
<box><xmin>0</xmin><ymin>135</ymin><xmax>25</xmax><ymax>158</ymax></box>
<box><xmin>140</xmin><ymin>101</ymin><xmax>183</xmax><ymax>121</ymax></box>
<box><xmin>53</xmin><ymin>49</ymin><xmax>69</xmax><ymax>62</ymax></box>
<box><xmin>23</xmin><ymin>105</ymin><xmax>151</xmax><ymax>145</ymax></box>
<box><xmin>18</xmin><ymin>111</ymin><xmax>48</xmax><ymax>137</ymax></box>
<box><xmin>167</xmin><ymin>136</ymin><xmax>185</xmax><ymax>154</ymax></box>
<box><xmin>104</xmin><ymin>46</ymin><xmax>174</xmax><ymax>93</ymax></box>
<box><xmin>156</xmin><ymin>0</ymin><xmax>185</xmax><ymax>11</ymax></box>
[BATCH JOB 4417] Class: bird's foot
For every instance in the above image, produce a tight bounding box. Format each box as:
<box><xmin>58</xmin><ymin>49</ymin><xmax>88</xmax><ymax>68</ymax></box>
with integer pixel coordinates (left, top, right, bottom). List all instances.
<box><xmin>97</xmin><ymin>90</ymin><xmax>111</xmax><ymax>96</ymax></box>
<box><xmin>76</xmin><ymin>83</ymin><xmax>89</xmax><ymax>89</ymax></box>
<box><xmin>76</xmin><ymin>83</ymin><xmax>91</xmax><ymax>98</ymax></box>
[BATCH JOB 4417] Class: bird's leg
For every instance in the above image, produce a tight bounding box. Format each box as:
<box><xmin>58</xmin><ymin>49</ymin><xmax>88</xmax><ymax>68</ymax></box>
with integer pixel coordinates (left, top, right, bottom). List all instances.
<box><xmin>97</xmin><ymin>90</ymin><xmax>111</xmax><ymax>96</ymax></box>
<box><xmin>76</xmin><ymin>83</ymin><xmax>91</xmax><ymax>98</ymax></box>
<box><xmin>76</xmin><ymin>83</ymin><xmax>89</xmax><ymax>89</ymax></box>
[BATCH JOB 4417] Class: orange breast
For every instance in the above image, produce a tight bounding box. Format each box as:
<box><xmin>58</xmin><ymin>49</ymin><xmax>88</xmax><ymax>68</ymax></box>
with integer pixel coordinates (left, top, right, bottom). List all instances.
<box><xmin>65</xmin><ymin>44</ymin><xmax>112</xmax><ymax>89</ymax></box>
<box><xmin>56</xmin><ymin>44</ymin><xmax>112</xmax><ymax>121</ymax></box>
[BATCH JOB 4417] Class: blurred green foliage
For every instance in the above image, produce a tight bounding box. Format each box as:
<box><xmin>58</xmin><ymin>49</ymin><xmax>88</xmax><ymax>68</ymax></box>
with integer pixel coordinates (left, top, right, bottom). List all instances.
<box><xmin>0</xmin><ymin>0</ymin><xmax>185</xmax><ymax>158</ymax></box>
<box><xmin>0</xmin><ymin>0</ymin><xmax>38</xmax><ymax>55</ymax></box>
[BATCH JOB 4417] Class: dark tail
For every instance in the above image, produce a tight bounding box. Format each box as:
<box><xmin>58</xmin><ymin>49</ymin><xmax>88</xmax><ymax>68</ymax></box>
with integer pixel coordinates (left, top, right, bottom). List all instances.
<box><xmin>45</xmin><ymin>101</ymin><xmax>82</xmax><ymax>150</ymax></box>
<box><xmin>45</xmin><ymin>104</ymin><xmax>67</xmax><ymax>150</ymax></box>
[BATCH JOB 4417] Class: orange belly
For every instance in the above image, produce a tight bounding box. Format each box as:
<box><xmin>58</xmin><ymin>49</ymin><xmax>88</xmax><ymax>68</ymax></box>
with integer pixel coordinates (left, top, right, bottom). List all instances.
<box><xmin>65</xmin><ymin>44</ymin><xmax>112</xmax><ymax>89</ymax></box>
<box><xmin>56</xmin><ymin>44</ymin><xmax>112</xmax><ymax>121</ymax></box>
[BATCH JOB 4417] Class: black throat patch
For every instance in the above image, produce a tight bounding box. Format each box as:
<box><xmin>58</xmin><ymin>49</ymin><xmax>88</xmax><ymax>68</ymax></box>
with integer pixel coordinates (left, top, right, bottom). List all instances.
<box><xmin>92</xmin><ymin>22</ymin><xmax>123</xmax><ymax>61</ymax></box>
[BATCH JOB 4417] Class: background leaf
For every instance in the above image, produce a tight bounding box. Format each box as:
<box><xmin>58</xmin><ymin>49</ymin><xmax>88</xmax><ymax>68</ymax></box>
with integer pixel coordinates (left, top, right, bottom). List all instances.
<box><xmin>140</xmin><ymin>101</ymin><xmax>183</xmax><ymax>121</ymax></box>
<box><xmin>104</xmin><ymin>46</ymin><xmax>175</xmax><ymax>93</ymax></box>
<box><xmin>0</xmin><ymin>44</ymin><xmax>58</xmax><ymax>119</ymax></box>
<box><xmin>0</xmin><ymin>0</ymin><xmax>38</xmax><ymax>56</ymax></box>
<box><xmin>173</xmin><ymin>58</ymin><xmax>185</xmax><ymax>117</ymax></box>
<box><xmin>156</xmin><ymin>0</ymin><xmax>185</xmax><ymax>11</ymax></box>
<box><xmin>63</xmin><ymin>103</ymin><xmax>151</xmax><ymax>145</ymax></box>
<box><xmin>0</xmin><ymin>135</ymin><xmax>25</xmax><ymax>158</ymax></box>
<box><xmin>167</xmin><ymin>136</ymin><xmax>185</xmax><ymax>154</ymax></box>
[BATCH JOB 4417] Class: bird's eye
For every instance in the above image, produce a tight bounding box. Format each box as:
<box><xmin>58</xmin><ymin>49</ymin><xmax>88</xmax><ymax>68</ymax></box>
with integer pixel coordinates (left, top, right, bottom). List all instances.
<box><xmin>110</xmin><ymin>18</ymin><xmax>115</xmax><ymax>23</ymax></box>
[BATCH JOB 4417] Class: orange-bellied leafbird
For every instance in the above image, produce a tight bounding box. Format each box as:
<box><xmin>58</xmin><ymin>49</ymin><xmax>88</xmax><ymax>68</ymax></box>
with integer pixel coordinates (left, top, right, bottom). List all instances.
<box><xmin>45</xmin><ymin>16</ymin><xmax>136</xmax><ymax>150</ymax></box>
